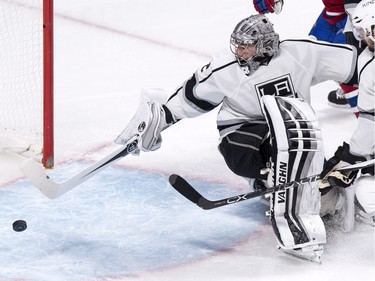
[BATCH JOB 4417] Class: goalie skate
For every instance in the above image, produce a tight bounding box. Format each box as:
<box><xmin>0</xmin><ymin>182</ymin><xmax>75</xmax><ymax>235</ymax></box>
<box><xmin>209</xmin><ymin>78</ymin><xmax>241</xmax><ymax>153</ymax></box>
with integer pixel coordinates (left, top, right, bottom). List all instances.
<box><xmin>278</xmin><ymin>244</ymin><xmax>323</xmax><ymax>263</ymax></box>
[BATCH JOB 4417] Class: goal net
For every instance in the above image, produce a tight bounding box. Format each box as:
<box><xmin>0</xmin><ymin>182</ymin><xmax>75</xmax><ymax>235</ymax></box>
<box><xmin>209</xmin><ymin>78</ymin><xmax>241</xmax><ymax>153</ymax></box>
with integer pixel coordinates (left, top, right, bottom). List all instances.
<box><xmin>0</xmin><ymin>0</ymin><xmax>53</xmax><ymax>168</ymax></box>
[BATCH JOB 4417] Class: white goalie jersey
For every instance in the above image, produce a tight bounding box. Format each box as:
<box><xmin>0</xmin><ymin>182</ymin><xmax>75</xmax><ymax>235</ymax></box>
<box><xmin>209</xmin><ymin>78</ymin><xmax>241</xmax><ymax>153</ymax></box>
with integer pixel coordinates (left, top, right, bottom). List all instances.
<box><xmin>166</xmin><ymin>39</ymin><xmax>357</xmax><ymax>135</ymax></box>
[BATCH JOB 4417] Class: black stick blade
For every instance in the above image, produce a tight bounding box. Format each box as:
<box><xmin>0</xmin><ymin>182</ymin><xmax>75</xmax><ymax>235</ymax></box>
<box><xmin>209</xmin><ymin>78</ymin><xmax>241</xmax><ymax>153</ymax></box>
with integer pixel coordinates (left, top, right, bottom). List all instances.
<box><xmin>169</xmin><ymin>174</ymin><xmax>204</xmax><ymax>205</ymax></box>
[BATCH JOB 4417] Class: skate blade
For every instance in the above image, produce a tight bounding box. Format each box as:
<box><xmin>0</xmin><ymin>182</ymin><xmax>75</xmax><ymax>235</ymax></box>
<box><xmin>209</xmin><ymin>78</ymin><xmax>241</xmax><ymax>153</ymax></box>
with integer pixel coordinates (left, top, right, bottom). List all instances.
<box><xmin>279</xmin><ymin>245</ymin><xmax>323</xmax><ymax>264</ymax></box>
<box><xmin>327</xmin><ymin>101</ymin><xmax>350</xmax><ymax>109</ymax></box>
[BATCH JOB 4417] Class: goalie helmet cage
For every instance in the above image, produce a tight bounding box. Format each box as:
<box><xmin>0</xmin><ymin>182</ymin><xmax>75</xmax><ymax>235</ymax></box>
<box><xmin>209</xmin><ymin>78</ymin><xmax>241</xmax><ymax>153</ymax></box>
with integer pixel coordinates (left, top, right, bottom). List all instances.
<box><xmin>0</xmin><ymin>0</ymin><xmax>54</xmax><ymax>168</ymax></box>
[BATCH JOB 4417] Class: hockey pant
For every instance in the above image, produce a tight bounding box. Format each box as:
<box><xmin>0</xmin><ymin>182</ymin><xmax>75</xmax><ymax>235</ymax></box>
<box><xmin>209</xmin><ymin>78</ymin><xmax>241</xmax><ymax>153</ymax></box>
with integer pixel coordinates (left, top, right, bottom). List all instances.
<box><xmin>218</xmin><ymin>122</ymin><xmax>271</xmax><ymax>179</ymax></box>
<box><xmin>262</xmin><ymin>96</ymin><xmax>326</xmax><ymax>250</ymax></box>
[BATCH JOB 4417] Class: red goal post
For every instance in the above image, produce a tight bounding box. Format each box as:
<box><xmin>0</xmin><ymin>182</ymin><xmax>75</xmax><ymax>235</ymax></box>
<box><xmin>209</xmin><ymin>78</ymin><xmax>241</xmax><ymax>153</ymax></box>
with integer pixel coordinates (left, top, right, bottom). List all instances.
<box><xmin>43</xmin><ymin>0</ymin><xmax>54</xmax><ymax>168</ymax></box>
<box><xmin>0</xmin><ymin>0</ymin><xmax>54</xmax><ymax>168</ymax></box>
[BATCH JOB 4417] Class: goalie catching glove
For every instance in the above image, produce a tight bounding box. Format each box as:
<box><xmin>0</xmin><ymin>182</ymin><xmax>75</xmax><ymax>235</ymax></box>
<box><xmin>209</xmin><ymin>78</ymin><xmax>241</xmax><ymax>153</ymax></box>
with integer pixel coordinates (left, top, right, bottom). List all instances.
<box><xmin>115</xmin><ymin>89</ymin><xmax>175</xmax><ymax>152</ymax></box>
<box><xmin>319</xmin><ymin>142</ymin><xmax>367</xmax><ymax>195</ymax></box>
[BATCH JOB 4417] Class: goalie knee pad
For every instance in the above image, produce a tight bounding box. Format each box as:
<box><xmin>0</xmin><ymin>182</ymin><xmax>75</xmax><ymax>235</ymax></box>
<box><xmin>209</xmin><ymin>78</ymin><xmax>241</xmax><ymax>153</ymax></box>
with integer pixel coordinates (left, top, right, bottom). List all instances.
<box><xmin>262</xmin><ymin>96</ymin><xmax>326</xmax><ymax>249</ymax></box>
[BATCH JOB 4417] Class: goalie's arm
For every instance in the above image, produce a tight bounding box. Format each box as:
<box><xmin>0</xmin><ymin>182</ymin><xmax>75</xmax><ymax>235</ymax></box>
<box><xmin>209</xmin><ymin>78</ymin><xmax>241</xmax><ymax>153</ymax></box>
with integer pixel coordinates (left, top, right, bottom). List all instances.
<box><xmin>164</xmin><ymin>56</ymin><xmax>232</xmax><ymax>120</ymax></box>
<box><xmin>116</xmin><ymin>57</ymin><xmax>231</xmax><ymax>151</ymax></box>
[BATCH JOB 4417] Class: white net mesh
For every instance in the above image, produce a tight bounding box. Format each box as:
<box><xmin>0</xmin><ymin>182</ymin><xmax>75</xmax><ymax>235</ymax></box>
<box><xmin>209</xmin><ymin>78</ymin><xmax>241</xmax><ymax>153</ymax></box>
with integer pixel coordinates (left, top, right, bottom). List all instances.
<box><xmin>0</xmin><ymin>0</ymin><xmax>44</xmax><ymax>156</ymax></box>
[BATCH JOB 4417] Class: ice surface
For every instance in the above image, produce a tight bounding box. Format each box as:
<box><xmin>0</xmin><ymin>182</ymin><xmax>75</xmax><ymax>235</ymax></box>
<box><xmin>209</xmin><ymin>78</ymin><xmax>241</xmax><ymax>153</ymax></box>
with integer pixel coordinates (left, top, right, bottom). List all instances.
<box><xmin>0</xmin><ymin>165</ymin><xmax>269</xmax><ymax>279</ymax></box>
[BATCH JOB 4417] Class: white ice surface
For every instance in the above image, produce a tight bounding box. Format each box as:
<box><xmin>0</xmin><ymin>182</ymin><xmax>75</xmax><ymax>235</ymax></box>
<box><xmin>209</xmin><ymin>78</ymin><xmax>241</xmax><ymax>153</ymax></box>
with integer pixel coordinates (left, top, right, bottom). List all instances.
<box><xmin>0</xmin><ymin>0</ymin><xmax>374</xmax><ymax>280</ymax></box>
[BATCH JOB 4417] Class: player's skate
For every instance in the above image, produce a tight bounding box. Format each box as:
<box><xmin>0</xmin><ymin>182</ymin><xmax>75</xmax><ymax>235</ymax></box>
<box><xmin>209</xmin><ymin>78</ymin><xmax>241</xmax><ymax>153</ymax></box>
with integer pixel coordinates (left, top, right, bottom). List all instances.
<box><xmin>328</xmin><ymin>88</ymin><xmax>349</xmax><ymax>108</ymax></box>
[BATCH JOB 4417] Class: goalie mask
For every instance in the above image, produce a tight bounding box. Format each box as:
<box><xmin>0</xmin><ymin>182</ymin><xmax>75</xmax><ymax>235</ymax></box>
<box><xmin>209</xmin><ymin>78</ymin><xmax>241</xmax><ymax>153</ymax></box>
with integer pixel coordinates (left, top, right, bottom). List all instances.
<box><xmin>351</xmin><ymin>0</ymin><xmax>375</xmax><ymax>44</ymax></box>
<box><xmin>230</xmin><ymin>14</ymin><xmax>279</xmax><ymax>75</ymax></box>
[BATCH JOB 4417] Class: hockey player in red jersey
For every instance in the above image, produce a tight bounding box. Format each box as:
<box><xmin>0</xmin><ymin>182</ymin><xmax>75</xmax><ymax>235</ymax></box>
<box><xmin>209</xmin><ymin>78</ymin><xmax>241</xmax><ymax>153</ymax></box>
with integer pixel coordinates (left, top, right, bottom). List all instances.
<box><xmin>253</xmin><ymin>1</ymin><xmax>347</xmax><ymax>44</ymax></box>
<box><xmin>116</xmin><ymin>14</ymin><xmax>358</xmax><ymax>262</ymax></box>
<box><xmin>320</xmin><ymin>0</ymin><xmax>375</xmax><ymax>227</ymax></box>
<box><xmin>253</xmin><ymin>0</ymin><xmax>362</xmax><ymax>114</ymax></box>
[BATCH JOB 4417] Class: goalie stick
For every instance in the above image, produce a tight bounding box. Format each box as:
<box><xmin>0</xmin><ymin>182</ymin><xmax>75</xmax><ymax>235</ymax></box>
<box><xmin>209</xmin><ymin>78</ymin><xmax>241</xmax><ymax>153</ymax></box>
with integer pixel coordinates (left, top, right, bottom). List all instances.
<box><xmin>169</xmin><ymin>159</ymin><xmax>375</xmax><ymax>210</ymax></box>
<box><xmin>20</xmin><ymin>140</ymin><xmax>139</xmax><ymax>199</ymax></box>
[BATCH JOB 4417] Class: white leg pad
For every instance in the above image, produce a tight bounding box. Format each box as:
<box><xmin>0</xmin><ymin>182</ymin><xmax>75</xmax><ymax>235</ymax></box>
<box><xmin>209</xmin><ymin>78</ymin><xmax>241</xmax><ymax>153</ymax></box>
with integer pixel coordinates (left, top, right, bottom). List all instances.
<box><xmin>262</xmin><ymin>96</ymin><xmax>326</xmax><ymax>250</ymax></box>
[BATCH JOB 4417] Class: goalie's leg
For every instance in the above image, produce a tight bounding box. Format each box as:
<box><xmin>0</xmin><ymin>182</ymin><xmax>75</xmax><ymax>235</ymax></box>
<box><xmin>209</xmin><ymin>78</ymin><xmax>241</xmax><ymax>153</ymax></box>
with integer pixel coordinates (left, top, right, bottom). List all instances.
<box><xmin>262</xmin><ymin>96</ymin><xmax>326</xmax><ymax>262</ymax></box>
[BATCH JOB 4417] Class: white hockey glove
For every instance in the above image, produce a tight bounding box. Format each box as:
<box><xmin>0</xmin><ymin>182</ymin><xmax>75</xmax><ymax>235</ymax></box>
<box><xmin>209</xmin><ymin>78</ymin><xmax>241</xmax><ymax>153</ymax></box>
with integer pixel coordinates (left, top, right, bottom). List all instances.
<box><xmin>115</xmin><ymin>90</ymin><xmax>175</xmax><ymax>152</ymax></box>
<box><xmin>319</xmin><ymin>142</ymin><xmax>366</xmax><ymax>195</ymax></box>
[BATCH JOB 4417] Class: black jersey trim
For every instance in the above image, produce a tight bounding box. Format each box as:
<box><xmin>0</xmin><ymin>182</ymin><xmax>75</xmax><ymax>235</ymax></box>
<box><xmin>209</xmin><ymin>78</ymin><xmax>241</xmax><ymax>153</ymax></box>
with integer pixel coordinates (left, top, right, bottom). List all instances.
<box><xmin>200</xmin><ymin>60</ymin><xmax>238</xmax><ymax>83</ymax></box>
<box><xmin>168</xmin><ymin>60</ymin><xmax>238</xmax><ymax>111</ymax></box>
<box><xmin>281</xmin><ymin>39</ymin><xmax>354</xmax><ymax>51</ymax></box>
<box><xmin>359</xmin><ymin>55</ymin><xmax>375</xmax><ymax>81</ymax></box>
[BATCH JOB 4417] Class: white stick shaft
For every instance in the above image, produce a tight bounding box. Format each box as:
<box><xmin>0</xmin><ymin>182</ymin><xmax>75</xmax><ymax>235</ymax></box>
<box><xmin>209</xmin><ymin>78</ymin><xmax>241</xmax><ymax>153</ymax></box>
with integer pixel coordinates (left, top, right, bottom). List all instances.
<box><xmin>20</xmin><ymin>141</ymin><xmax>138</xmax><ymax>199</ymax></box>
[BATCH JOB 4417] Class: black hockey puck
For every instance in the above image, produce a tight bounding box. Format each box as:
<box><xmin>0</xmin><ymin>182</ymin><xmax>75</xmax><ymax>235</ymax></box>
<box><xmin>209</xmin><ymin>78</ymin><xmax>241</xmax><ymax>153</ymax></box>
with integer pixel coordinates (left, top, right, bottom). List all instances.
<box><xmin>13</xmin><ymin>220</ymin><xmax>27</xmax><ymax>232</ymax></box>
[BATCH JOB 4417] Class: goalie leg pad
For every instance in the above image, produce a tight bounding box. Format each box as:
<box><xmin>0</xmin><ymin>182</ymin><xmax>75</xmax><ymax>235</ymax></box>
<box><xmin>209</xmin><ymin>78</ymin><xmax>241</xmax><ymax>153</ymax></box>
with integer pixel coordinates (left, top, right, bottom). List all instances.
<box><xmin>262</xmin><ymin>96</ymin><xmax>326</xmax><ymax>250</ymax></box>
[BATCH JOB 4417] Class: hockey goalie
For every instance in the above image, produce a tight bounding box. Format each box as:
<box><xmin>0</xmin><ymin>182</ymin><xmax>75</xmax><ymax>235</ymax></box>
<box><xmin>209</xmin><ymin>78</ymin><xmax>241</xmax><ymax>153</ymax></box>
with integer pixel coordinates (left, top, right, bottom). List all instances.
<box><xmin>116</xmin><ymin>14</ymin><xmax>358</xmax><ymax>262</ymax></box>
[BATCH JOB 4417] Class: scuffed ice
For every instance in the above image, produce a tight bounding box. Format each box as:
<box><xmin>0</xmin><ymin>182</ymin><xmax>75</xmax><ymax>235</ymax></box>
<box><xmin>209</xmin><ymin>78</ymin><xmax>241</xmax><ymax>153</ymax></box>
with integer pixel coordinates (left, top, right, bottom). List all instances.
<box><xmin>0</xmin><ymin>163</ymin><xmax>268</xmax><ymax>280</ymax></box>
